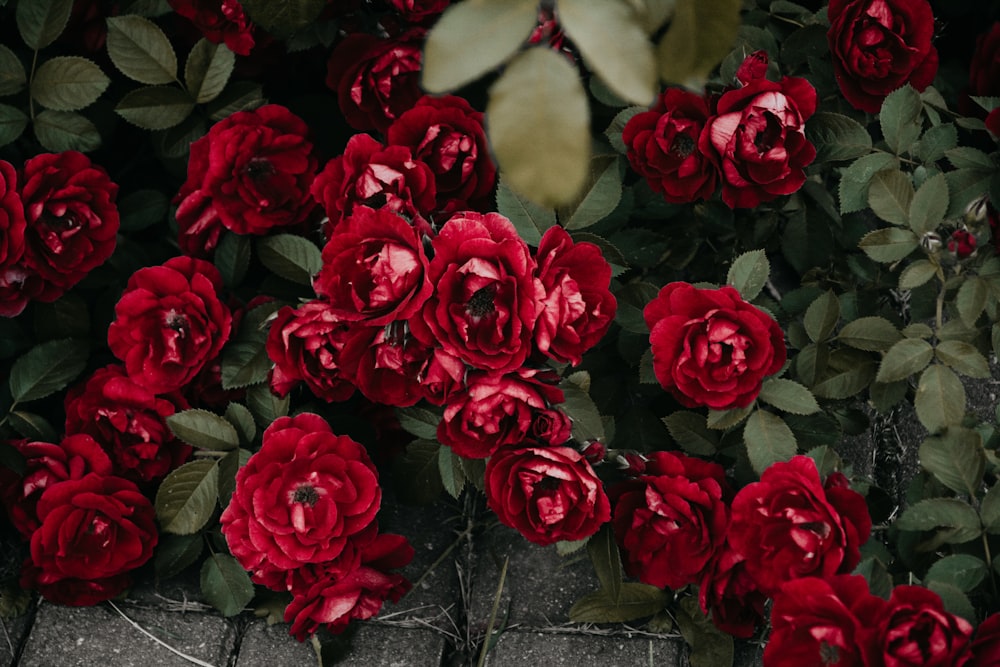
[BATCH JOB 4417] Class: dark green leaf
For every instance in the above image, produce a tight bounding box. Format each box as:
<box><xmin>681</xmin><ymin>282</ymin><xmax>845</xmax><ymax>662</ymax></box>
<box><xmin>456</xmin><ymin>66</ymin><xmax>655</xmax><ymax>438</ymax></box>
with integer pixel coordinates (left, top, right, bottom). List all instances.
<box><xmin>956</xmin><ymin>276</ymin><xmax>988</xmax><ymax>328</ymax></box>
<box><xmin>395</xmin><ymin>406</ymin><xmax>442</xmax><ymax>441</ymax></box>
<box><xmin>706</xmin><ymin>404</ymin><xmax>752</xmax><ymax>430</ymax></box>
<box><xmin>155</xmin><ymin>459</ymin><xmax>219</xmax><ymax>535</ymax></box>
<box><xmin>561</xmin><ymin>378</ymin><xmax>605</xmax><ymax>443</ymax></box>
<box><xmin>935</xmin><ymin>340</ymin><xmax>991</xmax><ymax>378</ymax></box>
<box><xmin>106</xmin><ymin>15</ymin><xmax>179</xmax><ymax>85</ymax></box>
<box><xmin>167</xmin><ymin>409</ymin><xmax>240</xmax><ymax>451</ymax></box>
<box><xmin>245</xmin><ymin>383</ymin><xmax>289</xmax><ymax>428</ymax></box>
<box><xmin>981</xmin><ymin>482</ymin><xmax>1000</xmax><ymax>534</ymax></box>
<box><xmin>726</xmin><ymin>249</ymin><xmax>769</xmax><ymax>301</ymax></box>
<box><xmin>945</xmin><ymin>168</ymin><xmax>993</xmax><ymax>219</ymax></box>
<box><xmin>221</xmin><ymin>340</ymin><xmax>271</xmax><ymax>390</ymax></box>
<box><xmin>8</xmin><ymin>411</ymin><xmax>58</xmax><ymax>442</ymax></box>
<box><xmin>614</xmin><ymin>281</ymin><xmax>659</xmax><ymax>333</ymax></box>
<box><xmin>868</xmin><ymin>169</ymin><xmax>914</xmax><ymax>226</ymax></box>
<box><xmin>858</xmin><ymin>227</ymin><xmax>919</xmax><ymax>263</ymax></box>
<box><xmin>639</xmin><ymin>348</ymin><xmax>657</xmax><ymax>384</ymax></box>
<box><xmin>437</xmin><ymin>446</ymin><xmax>465</xmax><ymax>499</ymax></box>
<box><xmin>115</xmin><ymin>85</ymin><xmax>195</xmax><ymax>130</ymax></box>
<box><xmin>31</xmin><ymin>56</ymin><xmax>109</xmax><ymax>111</ymax></box>
<box><xmin>0</xmin><ymin>44</ymin><xmax>26</xmax><ymax>96</ymax></box>
<box><xmin>568</xmin><ymin>584</ymin><xmax>669</xmax><ymax>623</ymax></box>
<box><xmin>663</xmin><ymin>411</ymin><xmax>718</xmax><ymax>456</ymax></box>
<box><xmin>256</xmin><ymin>234</ymin><xmax>322</xmax><ymax>285</ymax></box>
<box><xmin>224</xmin><ymin>403</ymin><xmax>256</xmax><ymax>446</ymax></box>
<box><xmin>870</xmin><ymin>380</ymin><xmax>908</xmax><ymax>414</ymax></box>
<box><xmin>0</xmin><ymin>103</ymin><xmax>28</xmax><ymax>147</ymax></box>
<box><xmin>919</xmin><ymin>428</ymin><xmax>985</xmax><ymax>496</ymax></box>
<box><xmin>587</xmin><ymin>524</ymin><xmax>622</xmax><ymax>601</ymax></box>
<box><xmin>16</xmin><ymin>0</ymin><xmax>72</xmax><ymax>50</ymax></box>
<box><xmin>896</xmin><ymin>497</ymin><xmax>981</xmax><ymax>543</ymax></box>
<box><xmin>119</xmin><ymin>189</ymin><xmax>169</xmax><ymax>232</ymax></box>
<box><xmin>201</xmin><ymin>553</ymin><xmax>254</xmax><ymax>617</ymax></box>
<box><xmin>34</xmin><ymin>294</ymin><xmax>88</xmax><ymax>340</ymax></box>
<box><xmin>925</xmin><ymin>555</ymin><xmax>987</xmax><ymax>593</ymax></box>
<box><xmin>785</xmin><ymin>412</ymin><xmax>842</xmax><ymax>449</ymax></box>
<box><xmin>184</xmin><ymin>38</ymin><xmax>235</xmax><ymax>104</ymax></box>
<box><xmin>946</xmin><ymin>147</ymin><xmax>995</xmax><ymax>170</ymax></box>
<box><xmin>915</xmin><ymin>122</ymin><xmax>957</xmax><ymax>164</ymax></box>
<box><xmin>214</xmin><ymin>231</ymin><xmax>251</xmax><ymax>288</ymax></box>
<box><xmin>915</xmin><ymin>364</ymin><xmax>966</xmax><ymax>434</ymax></box>
<box><xmin>9</xmin><ymin>338</ymin><xmax>88</xmax><ymax>403</ymax></box>
<box><xmin>806</xmin><ymin>111</ymin><xmax>872</xmax><ymax>162</ymax></box>
<box><xmin>392</xmin><ymin>439</ymin><xmax>443</xmax><ymax>505</ymax></box>
<box><xmin>909</xmin><ymin>172</ymin><xmax>949</xmax><ymax>235</ymax></box>
<box><xmin>33</xmin><ymin>109</ymin><xmax>100</xmax><ymax>152</ymax></box>
<box><xmin>495</xmin><ymin>177</ymin><xmax>557</xmax><ymax>247</ymax></box>
<box><xmin>218</xmin><ymin>447</ymin><xmax>251</xmax><ymax>508</ymax></box>
<box><xmin>675</xmin><ymin>596</ymin><xmax>735</xmax><ymax>667</ymax></box>
<box><xmin>811</xmin><ymin>349</ymin><xmax>875</xmax><ymax>399</ymax></box>
<box><xmin>805</xmin><ymin>445</ymin><xmax>843</xmax><ymax>478</ymax></box>
<box><xmin>656</xmin><ymin>0</ymin><xmax>741</xmax><ymax>86</ymax></box>
<box><xmin>559</xmin><ymin>154</ymin><xmax>623</xmax><ymax>230</ymax></box>
<box><xmin>898</xmin><ymin>259</ymin><xmax>939</xmax><ymax>290</ymax></box>
<box><xmin>605</xmin><ymin>106</ymin><xmax>646</xmax><ymax>154</ymax></box>
<box><xmin>207</xmin><ymin>81</ymin><xmax>265</xmax><ymax>121</ymax></box>
<box><xmin>880</xmin><ymin>85</ymin><xmax>922</xmax><ymax>155</ymax></box>
<box><xmin>838</xmin><ymin>154</ymin><xmax>898</xmax><ymax>214</ymax></box>
<box><xmin>744</xmin><ymin>409</ymin><xmax>797</xmax><ymax>475</ymax></box>
<box><xmin>853</xmin><ymin>557</ymin><xmax>893</xmax><ymax>599</ymax></box>
<box><xmin>837</xmin><ymin>316</ymin><xmax>902</xmax><ymax>352</ymax></box>
<box><xmin>876</xmin><ymin>338</ymin><xmax>933</xmax><ymax>383</ymax></box>
<box><xmin>758</xmin><ymin>378</ymin><xmax>820</xmax><ymax>415</ymax></box>
<box><xmin>154</xmin><ymin>533</ymin><xmax>203</xmax><ymax>581</ymax></box>
<box><xmin>926</xmin><ymin>581</ymin><xmax>976</xmax><ymax>624</ymax></box>
<box><xmin>240</xmin><ymin>0</ymin><xmax>332</xmax><ymax>39</ymax></box>
<box><xmin>803</xmin><ymin>289</ymin><xmax>840</xmax><ymax>343</ymax></box>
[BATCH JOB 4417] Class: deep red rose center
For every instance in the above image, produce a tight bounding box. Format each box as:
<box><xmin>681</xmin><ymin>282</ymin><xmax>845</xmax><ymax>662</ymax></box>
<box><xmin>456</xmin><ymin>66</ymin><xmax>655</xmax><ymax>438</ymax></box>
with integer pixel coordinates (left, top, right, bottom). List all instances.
<box><xmin>752</xmin><ymin>112</ymin><xmax>783</xmax><ymax>154</ymax></box>
<box><xmin>819</xmin><ymin>641</ymin><xmax>840</xmax><ymax>665</ymax></box>
<box><xmin>164</xmin><ymin>309</ymin><xmax>189</xmax><ymax>335</ymax></box>
<box><xmin>244</xmin><ymin>158</ymin><xmax>275</xmax><ymax>181</ymax></box>
<box><xmin>292</xmin><ymin>484</ymin><xmax>320</xmax><ymax>506</ymax></box>
<box><xmin>671</xmin><ymin>133</ymin><xmax>696</xmax><ymax>157</ymax></box>
<box><xmin>466</xmin><ymin>286</ymin><xmax>495</xmax><ymax>319</ymax></box>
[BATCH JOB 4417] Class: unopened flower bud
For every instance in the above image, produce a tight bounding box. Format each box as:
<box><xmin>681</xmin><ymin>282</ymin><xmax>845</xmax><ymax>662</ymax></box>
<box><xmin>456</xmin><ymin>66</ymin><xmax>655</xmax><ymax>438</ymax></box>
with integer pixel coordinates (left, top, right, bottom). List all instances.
<box><xmin>616</xmin><ymin>452</ymin><xmax>648</xmax><ymax>476</ymax></box>
<box><xmin>580</xmin><ymin>441</ymin><xmax>607</xmax><ymax>464</ymax></box>
<box><xmin>921</xmin><ymin>231</ymin><xmax>942</xmax><ymax>254</ymax></box>
<box><xmin>947</xmin><ymin>229</ymin><xmax>978</xmax><ymax>259</ymax></box>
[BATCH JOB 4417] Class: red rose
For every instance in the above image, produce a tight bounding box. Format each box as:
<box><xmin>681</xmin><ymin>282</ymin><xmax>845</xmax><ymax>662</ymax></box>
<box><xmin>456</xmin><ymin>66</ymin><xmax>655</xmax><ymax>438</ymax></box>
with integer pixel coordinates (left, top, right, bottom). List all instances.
<box><xmin>168</xmin><ymin>0</ymin><xmax>255</xmax><ymax>55</ymax></box>
<box><xmin>386</xmin><ymin>0</ymin><xmax>449</xmax><ymax>22</ymax></box>
<box><xmin>827</xmin><ymin>0</ymin><xmax>938</xmax><ymax>113</ymax></box>
<box><xmin>623</xmin><ymin>88</ymin><xmax>718</xmax><ymax>204</ymax></box>
<box><xmin>220</xmin><ymin>413</ymin><xmax>381</xmax><ymax>586</ymax></box>
<box><xmin>438</xmin><ymin>369</ymin><xmax>569</xmax><ymax>459</ymax></box>
<box><xmin>21</xmin><ymin>472</ymin><xmax>157</xmax><ymax>605</ymax></box>
<box><xmin>610</xmin><ymin>450</ymin><xmax>729</xmax><ymax>590</ymax></box>
<box><xmin>108</xmin><ymin>256</ymin><xmax>233</xmax><ymax>394</ymax></box>
<box><xmin>0</xmin><ymin>263</ymin><xmax>30</xmax><ymax>318</ymax></box>
<box><xmin>698</xmin><ymin>543</ymin><xmax>767</xmax><ymax>638</ymax></box>
<box><xmin>698</xmin><ymin>71</ymin><xmax>817</xmax><ymax>208</ymax></box>
<box><xmin>265</xmin><ymin>300</ymin><xmax>356</xmax><ymax>402</ymax></box>
<box><xmin>0</xmin><ymin>159</ymin><xmax>26</xmax><ymax>317</ymax></box>
<box><xmin>973</xmin><ymin>612</ymin><xmax>1000</xmax><ymax>667</ymax></box>
<box><xmin>764</xmin><ymin>575</ymin><xmax>884</xmax><ymax>667</ymax></box>
<box><xmin>409</xmin><ymin>211</ymin><xmax>543</xmax><ymax>373</ymax></box>
<box><xmin>948</xmin><ymin>229</ymin><xmax>978</xmax><ymax>259</ymax></box>
<box><xmin>485</xmin><ymin>444</ymin><xmax>610</xmax><ymax>546</ymax></box>
<box><xmin>174</xmin><ymin>104</ymin><xmax>318</xmax><ymax>237</ymax></box>
<box><xmin>728</xmin><ymin>456</ymin><xmax>872</xmax><ymax>596</ymax></box>
<box><xmin>325</xmin><ymin>30</ymin><xmax>425</xmax><ymax>133</ymax></box>
<box><xmin>414</xmin><ymin>346</ymin><xmax>465</xmax><ymax>406</ymax></box>
<box><xmin>0</xmin><ymin>435</ymin><xmax>112</xmax><ymax>538</ymax></box>
<box><xmin>970</xmin><ymin>24</ymin><xmax>1000</xmax><ymax>101</ymax></box>
<box><xmin>19</xmin><ymin>151</ymin><xmax>119</xmax><ymax>303</ymax></box>
<box><xmin>175</xmin><ymin>186</ymin><xmax>224</xmax><ymax>259</ymax></box>
<box><xmin>313</xmin><ymin>206</ymin><xmax>432</xmax><ymax>325</ymax></box>
<box><xmin>64</xmin><ymin>364</ymin><xmax>191</xmax><ymax>484</ymax></box>
<box><xmin>643</xmin><ymin>282</ymin><xmax>786</xmax><ymax>410</ymax></box>
<box><xmin>311</xmin><ymin>134</ymin><xmax>436</xmax><ymax>237</ymax></box>
<box><xmin>337</xmin><ymin>323</ymin><xmax>430</xmax><ymax>407</ymax></box>
<box><xmin>875</xmin><ymin>586</ymin><xmax>973</xmax><ymax>667</ymax></box>
<box><xmin>386</xmin><ymin>94</ymin><xmax>496</xmax><ymax>215</ymax></box>
<box><xmin>533</xmin><ymin>226</ymin><xmax>616</xmax><ymax>366</ymax></box>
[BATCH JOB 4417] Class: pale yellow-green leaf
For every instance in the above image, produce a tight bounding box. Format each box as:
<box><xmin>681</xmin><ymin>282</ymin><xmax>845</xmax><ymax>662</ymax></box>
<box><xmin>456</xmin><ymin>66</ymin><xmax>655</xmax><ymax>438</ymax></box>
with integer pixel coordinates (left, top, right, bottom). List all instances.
<box><xmin>656</xmin><ymin>0</ymin><xmax>741</xmax><ymax>87</ymax></box>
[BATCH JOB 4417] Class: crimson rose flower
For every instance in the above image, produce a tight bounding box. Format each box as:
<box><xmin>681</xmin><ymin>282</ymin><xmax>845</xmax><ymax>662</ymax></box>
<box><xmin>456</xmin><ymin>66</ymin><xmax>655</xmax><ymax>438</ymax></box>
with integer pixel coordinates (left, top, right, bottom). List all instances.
<box><xmin>438</xmin><ymin>369</ymin><xmax>569</xmax><ymax>459</ymax></box>
<box><xmin>534</xmin><ymin>226</ymin><xmax>616</xmax><ymax>366</ymax></box>
<box><xmin>108</xmin><ymin>256</ymin><xmax>233</xmax><ymax>395</ymax></box>
<box><xmin>485</xmin><ymin>445</ymin><xmax>610</xmax><ymax>546</ymax></box>
<box><xmin>949</xmin><ymin>229</ymin><xmax>978</xmax><ymax>259</ymax></box>
<box><xmin>698</xmin><ymin>71</ymin><xmax>817</xmax><ymax>208</ymax></box>
<box><xmin>19</xmin><ymin>151</ymin><xmax>119</xmax><ymax>303</ymax></box>
<box><xmin>874</xmin><ymin>586</ymin><xmax>973</xmax><ymax>667</ymax></box>
<box><xmin>21</xmin><ymin>472</ymin><xmax>157</xmax><ymax>606</ymax></box>
<box><xmin>623</xmin><ymin>88</ymin><xmax>718</xmax><ymax>204</ymax></box>
<box><xmin>972</xmin><ymin>612</ymin><xmax>1000</xmax><ymax>667</ymax></box>
<box><xmin>643</xmin><ymin>282</ymin><xmax>786</xmax><ymax>410</ymax></box>
<box><xmin>386</xmin><ymin>94</ymin><xmax>496</xmax><ymax>215</ymax></box>
<box><xmin>970</xmin><ymin>24</ymin><xmax>1000</xmax><ymax>101</ymax></box>
<box><xmin>265</xmin><ymin>300</ymin><xmax>356</xmax><ymax>402</ymax></box>
<box><xmin>311</xmin><ymin>133</ymin><xmax>436</xmax><ymax>237</ymax></box>
<box><xmin>610</xmin><ymin>451</ymin><xmax>729</xmax><ymax>590</ymax></box>
<box><xmin>728</xmin><ymin>456</ymin><xmax>872</xmax><ymax>596</ymax></box>
<box><xmin>64</xmin><ymin>364</ymin><xmax>190</xmax><ymax>484</ymax></box>
<box><xmin>313</xmin><ymin>206</ymin><xmax>432</xmax><ymax>325</ymax></box>
<box><xmin>699</xmin><ymin>542</ymin><xmax>767</xmax><ymax>638</ymax></box>
<box><xmin>174</xmin><ymin>104</ymin><xmax>317</xmax><ymax>238</ymax></box>
<box><xmin>387</xmin><ymin>0</ymin><xmax>449</xmax><ymax>22</ymax></box>
<box><xmin>325</xmin><ymin>30</ymin><xmax>425</xmax><ymax>133</ymax></box>
<box><xmin>414</xmin><ymin>346</ymin><xmax>466</xmax><ymax>406</ymax></box>
<box><xmin>409</xmin><ymin>211</ymin><xmax>543</xmax><ymax>373</ymax></box>
<box><xmin>168</xmin><ymin>0</ymin><xmax>254</xmax><ymax>55</ymax></box>
<box><xmin>0</xmin><ymin>159</ymin><xmax>26</xmax><ymax>317</ymax></box>
<box><xmin>827</xmin><ymin>0</ymin><xmax>938</xmax><ymax>113</ymax></box>
<box><xmin>337</xmin><ymin>324</ymin><xmax>431</xmax><ymax>407</ymax></box>
<box><xmin>220</xmin><ymin>413</ymin><xmax>381</xmax><ymax>586</ymax></box>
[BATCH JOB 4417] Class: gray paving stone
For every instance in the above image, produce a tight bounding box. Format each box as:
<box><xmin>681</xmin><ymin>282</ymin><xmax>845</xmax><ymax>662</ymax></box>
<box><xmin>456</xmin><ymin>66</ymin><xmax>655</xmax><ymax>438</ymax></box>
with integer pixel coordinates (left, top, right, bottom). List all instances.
<box><xmin>1</xmin><ymin>606</ymin><xmax>33</xmax><ymax>665</ymax></box>
<box><xmin>484</xmin><ymin>631</ymin><xmax>682</xmax><ymax>667</ymax></box>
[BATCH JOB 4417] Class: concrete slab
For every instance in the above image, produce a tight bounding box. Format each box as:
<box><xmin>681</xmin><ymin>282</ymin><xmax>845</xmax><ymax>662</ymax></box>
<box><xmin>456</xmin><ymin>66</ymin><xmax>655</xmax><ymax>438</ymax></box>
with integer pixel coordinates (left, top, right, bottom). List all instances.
<box><xmin>484</xmin><ymin>631</ymin><xmax>682</xmax><ymax>666</ymax></box>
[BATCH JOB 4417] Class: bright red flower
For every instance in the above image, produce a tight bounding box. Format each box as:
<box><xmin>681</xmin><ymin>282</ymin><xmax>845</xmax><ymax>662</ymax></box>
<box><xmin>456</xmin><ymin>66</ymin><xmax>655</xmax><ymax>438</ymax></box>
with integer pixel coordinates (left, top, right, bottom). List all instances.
<box><xmin>875</xmin><ymin>586</ymin><xmax>973</xmax><ymax>667</ymax></box>
<box><xmin>698</xmin><ymin>542</ymin><xmax>767</xmax><ymax>638</ymax></box>
<box><xmin>168</xmin><ymin>0</ymin><xmax>255</xmax><ymax>55</ymax></box>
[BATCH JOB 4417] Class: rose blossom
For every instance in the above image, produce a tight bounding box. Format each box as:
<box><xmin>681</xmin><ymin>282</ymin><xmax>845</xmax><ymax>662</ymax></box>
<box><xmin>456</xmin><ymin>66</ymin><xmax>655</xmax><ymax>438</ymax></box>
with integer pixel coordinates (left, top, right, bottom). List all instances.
<box><xmin>386</xmin><ymin>94</ymin><xmax>496</xmax><ymax>215</ymax></box>
<box><xmin>21</xmin><ymin>472</ymin><xmax>157</xmax><ymax>606</ymax></box>
<box><xmin>698</xmin><ymin>542</ymin><xmax>767</xmax><ymax>638</ymax></box>
<box><xmin>610</xmin><ymin>450</ymin><xmax>729</xmax><ymax>590</ymax></box>
<box><xmin>438</xmin><ymin>369</ymin><xmax>570</xmax><ymax>459</ymax></box>
<box><xmin>874</xmin><ymin>585</ymin><xmax>973</xmax><ymax>666</ymax></box>
<box><xmin>220</xmin><ymin>413</ymin><xmax>381</xmax><ymax>586</ymax></box>
<box><xmin>533</xmin><ymin>226</ymin><xmax>616</xmax><ymax>366</ymax></box>
<box><xmin>415</xmin><ymin>346</ymin><xmax>466</xmax><ymax>406</ymax></box>
<box><xmin>19</xmin><ymin>150</ymin><xmax>119</xmax><ymax>303</ymax></box>
<box><xmin>313</xmin><ymin>206</ymin><xmax>432</xmax><ymax>325</ymax></box>
<box><xmin>174</xmin><ymin>104</ymin><xmax>318</xmax><ymax>238</ymax></box>
<box><xmin>485</xmin><ymin>444</ymin><xmax>610</xmax><ymax>546</ymax></box>
<box><xmin>827</xmin><ymin>0</ymin><xmax>939</xmax><ymax>113</ymax></box>
<box><xmin>311</xmin><ymin>133</ymin><xmax>436</xmax><ymax>237</ymax></box>
<box><xmin>0</xmin><ymin>159</ymin><xmax>26</xmax><ymax>317</ymax></box>
<box><xmin>325</xmin><ymin>29</ymin><xmax>425</xmax><ymax>133</ymax></box>
<box><xmin>265</xmin><ymin>300</ymin><xmax>356</xmax><ymax>402</ymax></box>
<box><xmin>409</xmin><ymin>211</ymin><xmax>543</xmax><ymax>373</ymax></box>
<box><xmin>168</xmin><ymin>0</ymin><xmax>255</xmax><ymax>55</ymax></box>
<box><xmin>336</xmin><ymin>324</ymin><xmax>430</xmax><ymax>407</ymax></box>
<box><xmin>108</xmin><ymin>256</ymin><xmax>233</xmax><ymax>394</ymax></box>
<box><xmin>622</xmin><ymin>88</ymin><xmax>718</xmax><ymax>204</ymax></box>
<box><xmin>973</xmin><ymin>612</ymin><xmax>1000</xmax><ymax>667</ymax></box>
<box><xmin>728</xmin><ymin>456</ymin><xmax>872</xmax><ymax>596</ymax></box>
<box><xmin>643</xmin><ymin>281</ymin><xmax>786</xmax><ymax>410</ymax></box>
<box><xmin>698</xmin><ymin>68</ymin><xmax>817</xmax><ymax>208</ymax></box>
<box><xmin>386</xmin><ymin>0</ymin><xmax>449</xmax><ymax>22</ymax></box>
<box><xmin>969</xmin><ymin>24</ymin><xmax>1000</xmax><ymax>105</ymax></box>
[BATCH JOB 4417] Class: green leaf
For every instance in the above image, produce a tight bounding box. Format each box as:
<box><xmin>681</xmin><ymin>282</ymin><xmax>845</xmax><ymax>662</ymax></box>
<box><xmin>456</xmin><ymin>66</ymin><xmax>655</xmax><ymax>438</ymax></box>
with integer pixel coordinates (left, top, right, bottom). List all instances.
<box><xmin>806</xmin><ymin>112</ymin><xmax>873</xmax><ymax>162</ymax></box>
<box><xmin>16</xmin><ymin>0</ymin><xmax>72</xmax><ymax>50</ymax></box>
<box><xmin>184</xmin><ymin>38</ymin><xmax>235</xmax><ymax>104</ymax></box>
<box><xmin>0</xmin><ymin>104</ymin><xmax>28</xmax><ymax>147</ymax></box>
<box><xmin>555</xmin><ymin>538</ymin><xmax>590</xmax><ymax>556</ymax></box>
<box><xmin>587</xmin><ymin>524</ymin><xmax>622</xmax><ymax>601</ymax></box>
<box><xmin>675</xmin><ymin>596</ymin><xmax>735</xmax><ymax>667</ymax></box>
<box><xmin>656</xmin><ymin>0</ymin><xmax>741</xmax><ymax>87</ymax></box>
<box><xmin>221</xmin><ymin>340</ymin><xmax>271</xmax><ymax>390</ymax></box>
<box><xmin>218</xmin><ymin>447</ymin><xmax>251</xmax><ymax>508</ymax></box>
<box><xmin>395</xmin><ymin>405</ymin><xmax>442</xmax><ymax>441</ymax></box>
<box><xmin>981</xmin><ymin>482</ymin><xmax>1000</xmax><ymax>534</ymax></box>
<box><xmin>946</xmin><ymin>147</ymin><xmax>995</xmax><ymax>171</ymax></box>
<box><xmin>240</xmin><ymin>0</ymin><xmax>330</xmax><ymax>39</ymax></box>
<box><xmin>33</xmin><ymin>109</ymin><xmax>100</xmax><ymax>152</ymax></box>
<box><xmin>744</xmin><ymin>409</ymin><xmax>797</xmax><ymax>476</ymax></box>
<box><xmin>166</xmin><ymin>409</ymin><xmax>240</xmax><ymax>451</ymax></box>
<box><xmin>898</xmin><ymin>259</ymin><xmax>939</xmax><ymax>290</ymax></box>
<box><xmin>758</xmin><ymin>378</ymin><xmax>820</xmax><ymax>415</ymax></box>
<box><xmin>909</xmin><ymin>172</ymin><xmax>949</xmax><ymax>235</ymax></box>
<box><xmin>605</xmin><ymin>106</ymin><xmax>646</xmax><ymax>154</ymax></box>
<box><xmin>706</xmin><ymin>404</ymin><xmax>752</xmax><ymax>430</ymax></box>
<box><xmin>8</xmin><ymin>411</ymin><xmax>58</xmax><ymax>442</ymax></box>
<box><xmin>805</xmin><ymin>445</ymin><xmax>843</xmax><ymax>478</ymax></box>
<box><xmin>568</xmin><ymin>584</ymin><xmax>669</xmax><ymax>623</ymax></box>
<box><xmin>919</xmin><ymin>428</ymin><xmax>985</xmax><ymax>496</ymax></box>
<box><xmin>422</xmin><ymin>0</ymin><xmax>538</xmax><ymax>93</ymax></box>
<box><xmin>926</xmin><ymin>581</ymin><xmax>976</xmax><ymax>624</ymax></box>
<box><xmin>245</xmin><ymin>383</ymin><xmax>289</xmax><ymax>427</ymax></box>
<box><xmin>561</xmin><ymin>380</ymin><xmax>606</xmax><ymax>443</ymax></box>
<box><xmin>838</xmin><ymin>154</ymin><xmax>899</xmax><ymax>214</ymax></box>
<box><xmin>437</xmin><ymin>446</ymin><xmax>465</xmax><ymax>500</ymax></box>
<box><xmin>201</xmin><ymin>553</ymin><xmax>254</xmax><ymax>617</ymax></box>
<box><xmin>614</xmin><ymin>281</ymin><xmax>659</xmax><ymax>333</ymax></box>
<box><xmin>31</xmin><ymin>56</ymin><xmax>109</xmax><ymax>112</ymax></box>
<box><xmin>256</xmin><ymin>233</ymin><xmax>322</xmax><ymax>285</ymax></box>
<box><xmin>224</xmin><ymin>403</ymin><xmax>256</xmax><ymax>446</ymax></box>
<box><xmin>639</xmin><ymin>348</ymin><xmax>657</xmax><ymax>385</ymax></box>
<box><xmin>154</xmin><ymin>533</ymin><xmax>204</xmax><ymax>581</ymax></box>
<box><xmin>837</xmin><ymin>316</ymin><xmax>902</xmax><ymax>352</ymax></box>
<box><xmin>915</xmin><ymin>122</ymin><xmax>957</xmax><ymax>164</ymax></box>
<box><xmin>663</xmin><ymin>411</ymin><xmax>719</xmax><ymax>456</ymax></box>
<box><xmin>559</xmin><ymin>154</ymin><xmax>623</xmax><ymax>230</ymax></box>
<box><xmin>495</xmin><ymin>177</ymin><xmax>557</xmax><ymax>247</ymax></box>
<box><xmin>880</xmin><ymin>85</ymin><xmax>922</xmax><ymax>155</ymax></box>
<box><xmin>0</xmin><ymin>44</ymin><xmax>27</xmax><ymax>96</ymax></box>
<box><xmin>119</xmin><ymin>189</ymin><xmax>169</xmax><ymax>232</ymax></box>
<box><xmin>115</xmin><ymin>85</ymin><xmax>194</xmax><ymax>130</ymax></box>
<box><xmin>876</xmin><ymin>337</ymin><xmax>933</xmax><ymax>383</ymax></box>
<box><xmin>803</xmin><ymin>289</ymin><xmax>840</xmax><ymax>343</ymax></box>
<box><xmin>956</xmin><ymin>276</ymin><xmax>988</xmax><ymax>328</ymax></box>
<box><xmin>935</xmin><ymin>340</ymin><xmax>991</xmax><ymax>378</ymax></box>
<box><xmin>726</xmin><ymin>249</ymin><xmax>770</xmax><ymax>301</ymax></box>
<box><xmin>915</xmin><ymin>364</ymin><xmax>966</xmax><ymax>434</ymax></box>
<box><xmin>9</xmin><ymin>338</ymin><xmax>88</xmax><ymax>403</ymax></box>
<box><xmin>207</xmin><ymin>81</ymin><xmax>265</xmax><ymax>121</ymax></box>
<box><xmin>558</xmin><ymin>0</ymin><xmax>656</xmax><ymax>106</ymax></box>
<box><xmin>811</xmin><ymin>349</ymin><xmax>875</xmax><ymax>400</ymax></box>
<box><xmin>858</xmin><ymin>227</ymin><xmax>919</xmax><ymax>263</ymax></box>
<box><xmin>33</xmin><ymin>294</ymin><xmax>88</xmax><ymax>341</ymax></box>
<box><xmin>392</xmin><ymin>439</ymin><xmax>443</xmax><ymax>505</ymax></box>
<box><xmin>896</xmin><ymin>497</ymin><xmax>981</xmax><ymax>543</ymax></box>
<box><xmin>106</xmin><ymin>15</ymin><xmax>179</xmax><ymax>85</ymax></box>
<box><xmin>487</xmin><ymin>47</ymin><xmax>590</xmax><ymax>207</ymax></box>
<box><xmin>945</xmin><ymin>168</ymin><xmax>993</xmax><ymax>219</ymax></box>
<box><xmin>213</xmin><ymin>231</ymin><xmax>251</xmax><ymax>289</ymax></box>
<box><xmin>155</xmin><ymin>459</ymin><xmax>219</xmax><ymax>535</ymax></box>
<box><xmin>868</xmin><ymin>169</ymin><xmax>914</xmax><ymax>226</ymax></box>
<box><xmin>853</xmin><ymin>557</ymin><xmax>893</xmax><ymax>600</ymax></box>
